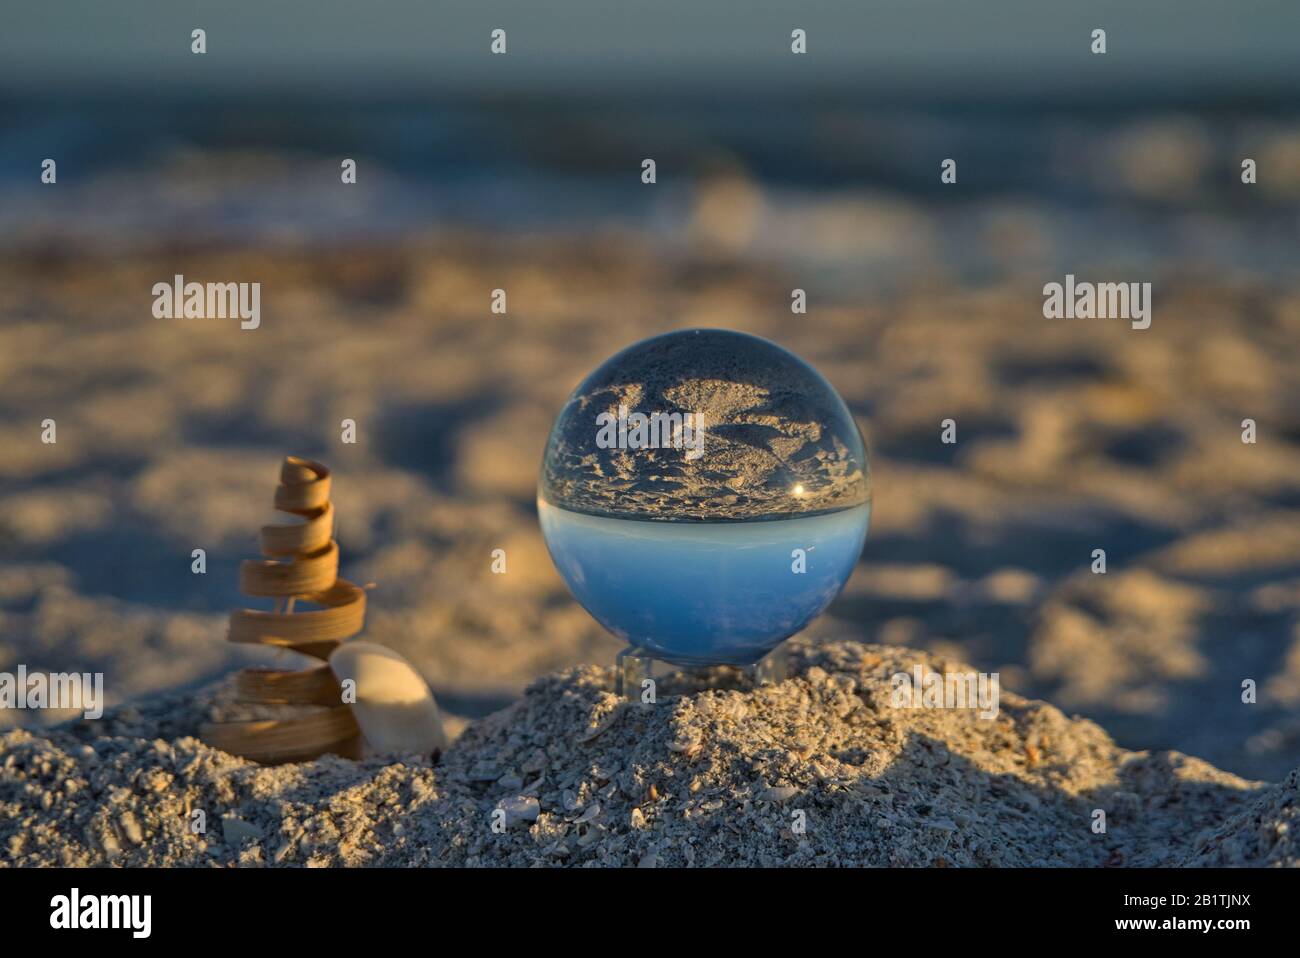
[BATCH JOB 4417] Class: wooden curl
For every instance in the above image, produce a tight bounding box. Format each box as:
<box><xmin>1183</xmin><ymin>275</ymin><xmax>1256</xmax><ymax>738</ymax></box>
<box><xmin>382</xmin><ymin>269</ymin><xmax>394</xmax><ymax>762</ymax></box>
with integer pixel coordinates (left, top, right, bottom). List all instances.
<box><xmin>235</xmin><ymin>664</ymin><xmax>342</xmax><ymax>706</ymax></box>
<box><xmin>201</xmin><ymin>707</ymin><xmax>361</xmax><ymax>766</ymax></box>
<box><xmin>201</xmin><ymin>456</ymin><xmax>369</xmax><ymax>765</ymax></box>
<box><xmin>239</xmin><ymin>540</ymin><xmax>339</xmax><ymax>597</ymax></box>
<box><xmin>260</xmin><ymin>501</ymin><xmax>333</xmax><ymax>557</ymax></box>
<box><xmin>227</xmin><ymin>580</ymin><xmax>367</xmax><ymax>658</ymax></box>
<box><xmin>273</xmin><ymin>457</ymin><xmax>332</xmax><ymax>513</ymax></box>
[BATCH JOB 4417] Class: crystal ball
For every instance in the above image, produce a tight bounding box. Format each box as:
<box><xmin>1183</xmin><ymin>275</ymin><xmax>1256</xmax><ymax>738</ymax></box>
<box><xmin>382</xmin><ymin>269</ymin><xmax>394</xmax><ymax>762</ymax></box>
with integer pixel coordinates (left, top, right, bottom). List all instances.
<box><xmin>538</xmin><ymin>329</ymin><xmax>871</xmax><ymax>666</ymax></box>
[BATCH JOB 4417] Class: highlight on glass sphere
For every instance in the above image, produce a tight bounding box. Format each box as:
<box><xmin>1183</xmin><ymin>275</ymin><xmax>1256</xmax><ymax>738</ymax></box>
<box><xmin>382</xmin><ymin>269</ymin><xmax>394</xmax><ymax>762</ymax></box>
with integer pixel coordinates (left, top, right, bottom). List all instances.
<box><xmin>538</xmin><ymin>328</ymin><xmax>871</xmax><ymax>667</ymax></box>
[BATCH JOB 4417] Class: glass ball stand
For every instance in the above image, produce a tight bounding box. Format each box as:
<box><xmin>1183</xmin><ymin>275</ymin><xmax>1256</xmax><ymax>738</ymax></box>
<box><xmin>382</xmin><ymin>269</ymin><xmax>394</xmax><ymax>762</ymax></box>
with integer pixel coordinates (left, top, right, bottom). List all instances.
<box><xmin>615</xmin><ymin>643</ymin><xmax>789</xmax><ymax>702</ymax></box>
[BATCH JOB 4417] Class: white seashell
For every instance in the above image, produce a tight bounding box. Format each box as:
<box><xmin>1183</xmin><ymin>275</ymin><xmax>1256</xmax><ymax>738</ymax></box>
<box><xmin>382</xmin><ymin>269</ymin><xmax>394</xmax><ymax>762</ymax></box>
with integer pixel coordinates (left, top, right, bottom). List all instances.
<box><xmin>759</xmin><ymin>784</ymin><xmax>800</xmax><ymax>803</ymax></box>
<box><xmin>329</xmin><ymin>641</ymin><xmax>449</xmax><ymax>756</ymax></box>
<box><xmin>221</xmin><ymin>815</ymin><xmax>261</xmax><ymax>846</ymax></box>
<box><xmin>497</xmin><ymin>795</ymin><xmax>540</xmax><ymax>828</ymax></box>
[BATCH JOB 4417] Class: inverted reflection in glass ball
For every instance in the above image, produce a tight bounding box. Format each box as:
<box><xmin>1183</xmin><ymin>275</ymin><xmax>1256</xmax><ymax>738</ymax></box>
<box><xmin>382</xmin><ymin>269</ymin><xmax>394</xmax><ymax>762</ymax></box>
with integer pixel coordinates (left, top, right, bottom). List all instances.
<box><xmin>539</xmin><ymin>329</ymin><xmax>870</xmax><ymax>666</ymax></box>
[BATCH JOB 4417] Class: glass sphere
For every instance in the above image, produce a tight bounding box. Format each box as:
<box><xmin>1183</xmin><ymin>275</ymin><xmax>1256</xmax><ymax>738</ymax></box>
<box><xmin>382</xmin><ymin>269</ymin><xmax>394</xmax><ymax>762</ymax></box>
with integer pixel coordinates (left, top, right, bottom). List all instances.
<box><xmin>538</xmin><ymin>328</ymin><xmax>870</xmax><ymax>666</ymax></box>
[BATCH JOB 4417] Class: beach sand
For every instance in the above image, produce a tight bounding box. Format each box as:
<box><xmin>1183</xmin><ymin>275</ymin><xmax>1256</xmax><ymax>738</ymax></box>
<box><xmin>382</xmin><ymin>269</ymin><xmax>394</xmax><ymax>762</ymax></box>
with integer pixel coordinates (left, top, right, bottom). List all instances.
<box><xmin>2</xmin><ymin>124</ymin><xmax>1300</xmax><ymax>865</ymax></box>
<box><xmin>3</xmin><ymin>232</ymin><xmax>1299</xmax><ymax>773</ymax></box>
<box><xmin>4</xmin><ymin>640</ymin><xmax>1296</xmax><ymax>867</ymax></box>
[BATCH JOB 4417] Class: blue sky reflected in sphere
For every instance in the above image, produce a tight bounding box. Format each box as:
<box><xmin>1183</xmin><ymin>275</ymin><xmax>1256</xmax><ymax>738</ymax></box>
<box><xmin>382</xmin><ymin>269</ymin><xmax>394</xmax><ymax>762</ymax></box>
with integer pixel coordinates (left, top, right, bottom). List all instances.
<box><xmin>539</xmin><ymin>501</ymin><xmax>869</xmax><ymax>665</ymax></box>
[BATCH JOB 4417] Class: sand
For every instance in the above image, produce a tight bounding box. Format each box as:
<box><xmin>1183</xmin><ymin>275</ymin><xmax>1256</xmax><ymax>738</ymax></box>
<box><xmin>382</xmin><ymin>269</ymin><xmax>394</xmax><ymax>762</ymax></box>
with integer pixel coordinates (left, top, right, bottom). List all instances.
<box><xmin>2</xmin><ymin>235</ymin><xmax>1298</xmax><ymax>787</ymax></box>
<box><xmin>2</xmin><ymin>112</ymin><xmax>1300</xmax><ymax>864</ymax></box>
<box><xmin>2</xmin><ymin>640</ymin><xmax>1296</xmax><ymax>867</ymax></box>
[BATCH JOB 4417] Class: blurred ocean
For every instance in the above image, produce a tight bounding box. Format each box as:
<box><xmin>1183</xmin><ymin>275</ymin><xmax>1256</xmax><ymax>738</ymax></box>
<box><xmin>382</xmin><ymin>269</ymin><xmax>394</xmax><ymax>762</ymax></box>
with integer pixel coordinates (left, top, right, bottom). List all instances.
<box><xmin>2</xmin><ymin>99</ymin><xmax>1299</xmax><ymax>293</ymax></box>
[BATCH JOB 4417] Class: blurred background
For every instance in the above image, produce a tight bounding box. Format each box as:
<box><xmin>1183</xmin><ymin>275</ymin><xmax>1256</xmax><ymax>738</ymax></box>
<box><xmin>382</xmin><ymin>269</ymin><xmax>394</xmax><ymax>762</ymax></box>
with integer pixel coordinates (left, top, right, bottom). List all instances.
<box><xmin>1</xmin><ymin>1</ymin><xmax>1299</xmax><ymax>780</ymax></box>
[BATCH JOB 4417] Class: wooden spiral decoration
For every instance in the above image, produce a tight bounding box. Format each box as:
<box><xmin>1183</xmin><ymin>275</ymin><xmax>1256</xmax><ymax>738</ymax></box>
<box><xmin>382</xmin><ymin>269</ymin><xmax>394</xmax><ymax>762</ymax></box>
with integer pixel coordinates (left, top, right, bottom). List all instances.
<box><xmin>201</xmin><ymin>457</ymin><xmax>367</xmax><ymax>764</ymax></box>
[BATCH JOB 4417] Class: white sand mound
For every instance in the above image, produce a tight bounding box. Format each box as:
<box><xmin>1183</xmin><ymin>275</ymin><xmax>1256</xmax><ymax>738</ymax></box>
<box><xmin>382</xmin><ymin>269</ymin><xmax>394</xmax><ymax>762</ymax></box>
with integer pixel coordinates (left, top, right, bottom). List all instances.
<box><xmin>1</xmin><ymin>641</ymin><xmax>1296</xmax><ymax>867</ymax></box>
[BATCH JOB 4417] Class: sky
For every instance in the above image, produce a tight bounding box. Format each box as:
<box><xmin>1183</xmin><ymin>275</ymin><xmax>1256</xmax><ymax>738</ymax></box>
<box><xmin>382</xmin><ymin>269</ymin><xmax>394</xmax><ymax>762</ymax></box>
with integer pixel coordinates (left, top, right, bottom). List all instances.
<box><xmin>2</xmin><ymin>0</ymin><xmax>1297</xmax><ymax>102</ymax></box>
